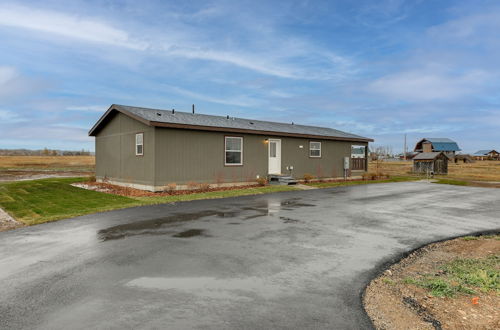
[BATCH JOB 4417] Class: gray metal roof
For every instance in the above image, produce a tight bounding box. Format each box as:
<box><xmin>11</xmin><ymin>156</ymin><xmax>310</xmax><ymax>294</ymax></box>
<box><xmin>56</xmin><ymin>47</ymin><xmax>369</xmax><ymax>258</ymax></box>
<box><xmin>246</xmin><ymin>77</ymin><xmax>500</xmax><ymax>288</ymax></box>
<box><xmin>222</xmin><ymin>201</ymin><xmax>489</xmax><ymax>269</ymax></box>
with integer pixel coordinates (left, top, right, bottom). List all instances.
<box><xmin>415</xmin><ymin>138</ymin><xmax>461</xmax><ymax>152</ymax></box>
<box><xmin>473</xmin><ymin>149</ymin><xmax>497</xmax><ymax>155</ymax></box>
<box><xmin>424</xmin><ymin>138</ymin><xmax>456</xmax><ymax>143</ymax></box>
<box><xmin>89</xmin><ymin>104</ymin><xmax>373</xmax><ymax>141</ymax></box>
<box><xmin>413</xmin><ymin>152</ymin><xmax>445</xmax><ymax>160</ymax></box>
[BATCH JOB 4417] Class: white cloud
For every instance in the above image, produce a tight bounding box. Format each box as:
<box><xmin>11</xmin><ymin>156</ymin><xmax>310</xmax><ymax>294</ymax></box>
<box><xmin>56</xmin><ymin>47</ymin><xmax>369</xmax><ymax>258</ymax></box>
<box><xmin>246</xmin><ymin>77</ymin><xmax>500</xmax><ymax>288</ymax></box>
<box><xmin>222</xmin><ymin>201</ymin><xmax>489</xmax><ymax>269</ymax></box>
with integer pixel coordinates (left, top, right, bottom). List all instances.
<box><xmin>0</xmin><ymin>66</ymin><xmax>46</xmax><ymax>100</ymax></box>
<box><xmin>0</xmin><ymin>4</ymin><xmax>147</xmax><ymax>50</ymax></box>
<box><xmin>0</xmin><ymin>4</ymin><xmax>353</xmax><ymax>80</ymax></box>
<box><xmin>368</xmin><ymin>70</ymin><xmax>490</xmax><ymax>102</ymax></box>
<box><xmin>163</xmin><ymin>85</ymin><xmax>262</xmax><ymax>108</ymax></box>
<box><xmin>66</xmin><ymin>105</ymin><xmax>108</xmax><ymax>112</ymax></box>
<box><xmin>0</xmin><ymin>66</ymin><xmax>17</xmax><ymax>84</ymax></box>
<box><xmin>0</xmin><ymin>109</ymin><xmax>23</xmax><ymax>123</ymax></box>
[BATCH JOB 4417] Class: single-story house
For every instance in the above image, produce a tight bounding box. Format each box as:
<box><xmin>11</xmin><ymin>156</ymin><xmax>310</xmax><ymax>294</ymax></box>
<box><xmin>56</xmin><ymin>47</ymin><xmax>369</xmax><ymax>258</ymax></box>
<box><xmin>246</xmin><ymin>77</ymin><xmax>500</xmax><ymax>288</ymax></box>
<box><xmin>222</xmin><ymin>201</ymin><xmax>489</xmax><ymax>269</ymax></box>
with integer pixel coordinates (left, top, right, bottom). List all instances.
<box><xmin>472</xmin><ymin>150</ymin><xmax>499</xmax><ymax>161</ymax></box>
<box><xmin>414</xmin><ymin>138</ymin><xmax>461</xmax><ymax>158</ymax></box>
<box><xmin>88</xmin><ymin>105</ymin><xmax>374</xmax><ymax>191</ymax></box>
<box><xmin>413</xmin><ymin>152</ymin><xmax>449</xmax><ymax>175</ymax></box>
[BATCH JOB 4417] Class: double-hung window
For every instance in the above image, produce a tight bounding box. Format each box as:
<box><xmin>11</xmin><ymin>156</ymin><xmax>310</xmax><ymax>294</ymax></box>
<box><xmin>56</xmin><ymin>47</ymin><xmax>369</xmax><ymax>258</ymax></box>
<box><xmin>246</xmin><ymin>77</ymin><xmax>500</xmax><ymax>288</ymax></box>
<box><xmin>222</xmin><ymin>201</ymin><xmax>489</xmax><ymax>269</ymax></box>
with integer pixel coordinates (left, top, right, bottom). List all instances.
<box><xmin>309</xmin><ymin>141</ymin><xmax>321</xmax><ymax>157</ymax></box>
<box><xmin>135</xmin><ymin>133</ymin><xmax>144</xmax><ymax>156</ymax></box>
<box><xmin>225</xmin><ymin>136</ymin><xmax>243</xmax><ymax>165</ymax></box>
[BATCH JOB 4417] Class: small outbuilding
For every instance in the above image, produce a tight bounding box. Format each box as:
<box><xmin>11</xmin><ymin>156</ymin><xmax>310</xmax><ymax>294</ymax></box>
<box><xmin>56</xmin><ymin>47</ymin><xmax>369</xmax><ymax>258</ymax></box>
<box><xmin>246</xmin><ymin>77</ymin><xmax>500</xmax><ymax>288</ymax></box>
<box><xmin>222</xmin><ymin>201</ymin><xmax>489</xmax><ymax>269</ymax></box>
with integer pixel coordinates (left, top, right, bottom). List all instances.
<box><xmin>414</xmin><ymin>138</ymin><xmax>460</xmax><ymax>159</ymax></box>
<box><xmin>413</xmin><ymin>152</ymin><xmax>449</xmax><ymax>175</ymax></box>
<box><xmin>472</xmin><ymin>150</ymin><xmax>499</xmax><ymax>161</ymax></box>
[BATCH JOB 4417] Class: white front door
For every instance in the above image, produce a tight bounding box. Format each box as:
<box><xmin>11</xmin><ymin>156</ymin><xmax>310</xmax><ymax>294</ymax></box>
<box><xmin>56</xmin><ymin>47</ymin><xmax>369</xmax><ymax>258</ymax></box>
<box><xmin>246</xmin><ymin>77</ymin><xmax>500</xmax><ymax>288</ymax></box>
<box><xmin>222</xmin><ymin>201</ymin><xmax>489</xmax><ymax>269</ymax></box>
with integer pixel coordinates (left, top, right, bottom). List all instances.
<box><xmin>268</xmin><ymin>139</ymin><xmax>281</xmax><ymax>174</ymax></box>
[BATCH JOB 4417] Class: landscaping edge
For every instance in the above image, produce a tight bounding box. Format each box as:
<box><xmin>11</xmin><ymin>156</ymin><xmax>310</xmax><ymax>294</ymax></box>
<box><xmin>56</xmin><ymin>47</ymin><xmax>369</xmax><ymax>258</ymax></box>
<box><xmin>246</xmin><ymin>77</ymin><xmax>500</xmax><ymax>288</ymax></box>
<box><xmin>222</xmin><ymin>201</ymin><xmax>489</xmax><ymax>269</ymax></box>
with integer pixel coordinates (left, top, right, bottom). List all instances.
<box><xmin>360</xmin><ymin>228</ymin><xmax>500</xmax><ymax>329</ymax></box>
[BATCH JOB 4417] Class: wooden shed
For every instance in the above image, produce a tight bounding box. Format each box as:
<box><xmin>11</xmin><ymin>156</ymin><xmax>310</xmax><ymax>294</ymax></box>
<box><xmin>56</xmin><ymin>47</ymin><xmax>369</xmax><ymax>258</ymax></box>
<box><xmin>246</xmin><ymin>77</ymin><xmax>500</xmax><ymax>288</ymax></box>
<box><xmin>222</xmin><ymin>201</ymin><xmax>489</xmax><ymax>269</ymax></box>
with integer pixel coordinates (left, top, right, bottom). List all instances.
<box><xmin>413</xmin><ymin>152</ymin><xmax>449</xmax><ymax>175</ymax></box>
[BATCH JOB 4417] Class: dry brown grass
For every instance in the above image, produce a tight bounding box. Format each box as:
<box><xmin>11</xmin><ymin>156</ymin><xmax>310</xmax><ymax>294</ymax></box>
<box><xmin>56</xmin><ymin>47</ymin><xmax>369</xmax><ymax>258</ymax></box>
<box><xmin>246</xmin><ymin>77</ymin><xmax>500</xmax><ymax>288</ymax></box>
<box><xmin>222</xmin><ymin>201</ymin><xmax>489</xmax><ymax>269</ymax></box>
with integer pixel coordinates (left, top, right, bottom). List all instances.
<box><xmin>369</xmin><ymin>160</ymin><xmax>500</xmax><ymax>182</ymax></box>
<box><xmin>0</xmin><ymin>156</ymin><xmax>95</xmax><ymax>170</ymax></box>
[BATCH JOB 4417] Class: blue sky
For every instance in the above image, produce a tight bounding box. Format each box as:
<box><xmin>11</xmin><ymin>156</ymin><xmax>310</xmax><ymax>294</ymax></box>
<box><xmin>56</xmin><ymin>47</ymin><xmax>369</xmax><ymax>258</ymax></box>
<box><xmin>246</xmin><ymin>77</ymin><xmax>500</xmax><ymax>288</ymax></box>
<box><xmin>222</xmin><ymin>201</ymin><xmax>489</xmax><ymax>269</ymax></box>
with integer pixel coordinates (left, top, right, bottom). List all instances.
<box><xmin>1</xmin><ymin>0</ymin><xmax>499</xmax><ymax>153</ymax></box>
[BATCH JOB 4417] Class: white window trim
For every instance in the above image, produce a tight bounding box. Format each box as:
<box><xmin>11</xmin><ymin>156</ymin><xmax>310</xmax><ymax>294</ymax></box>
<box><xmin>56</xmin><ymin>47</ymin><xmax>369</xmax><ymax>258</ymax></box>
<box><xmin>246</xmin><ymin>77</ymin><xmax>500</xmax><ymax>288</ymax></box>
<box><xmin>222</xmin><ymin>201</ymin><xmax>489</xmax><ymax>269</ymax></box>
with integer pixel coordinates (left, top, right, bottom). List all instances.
<box><xmin>309</xmin><ymin>141</ymin><xmax>321</xmax><ymax>158</ymax></box>
<box><xmin>225</xmin><ymin>136</ymin><xmax>243</xmax><ymax>165</ymax></box>
<box><xmin>135</xmin><ymin>133</ymin><xmax>144</xmax><ymax>156</ymax></box>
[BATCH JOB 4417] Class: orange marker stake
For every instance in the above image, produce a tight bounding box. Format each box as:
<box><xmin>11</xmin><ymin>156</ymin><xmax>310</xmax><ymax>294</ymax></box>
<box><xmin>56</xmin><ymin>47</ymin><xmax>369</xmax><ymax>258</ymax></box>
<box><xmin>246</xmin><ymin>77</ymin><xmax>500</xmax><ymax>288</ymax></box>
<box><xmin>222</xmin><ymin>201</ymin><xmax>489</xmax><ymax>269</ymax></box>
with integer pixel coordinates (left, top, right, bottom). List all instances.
<box><xmin>471</xmin><ymin>297</ymin><xmax>479</xmax><ymax>305</ymax></box>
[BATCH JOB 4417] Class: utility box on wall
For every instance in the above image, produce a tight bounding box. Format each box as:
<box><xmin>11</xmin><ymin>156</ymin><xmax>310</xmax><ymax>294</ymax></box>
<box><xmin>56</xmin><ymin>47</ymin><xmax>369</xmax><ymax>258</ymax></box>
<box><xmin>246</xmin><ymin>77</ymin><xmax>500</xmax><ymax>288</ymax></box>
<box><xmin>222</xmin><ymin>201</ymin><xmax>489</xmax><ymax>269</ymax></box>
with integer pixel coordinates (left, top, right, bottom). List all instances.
<box><xmin>343</xmin><ymin>157</ymin><xmax>350</xmax><ymax>178</ymax></box>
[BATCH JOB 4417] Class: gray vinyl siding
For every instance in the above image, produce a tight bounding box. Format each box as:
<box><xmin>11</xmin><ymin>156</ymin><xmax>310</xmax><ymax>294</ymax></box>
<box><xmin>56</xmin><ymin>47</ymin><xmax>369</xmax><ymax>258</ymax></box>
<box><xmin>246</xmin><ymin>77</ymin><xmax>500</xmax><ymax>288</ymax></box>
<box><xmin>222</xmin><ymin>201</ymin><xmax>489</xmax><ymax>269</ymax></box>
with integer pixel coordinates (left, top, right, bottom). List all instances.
<box><xmin>153</xmin><ymin>128</ymin><xmax>367</xmax><ymax>186</ymax></box>
<box><xmin>95</xmin><ymin>112</ymin><xmax>155</xmax><ymax>185</ymax></box>
<box><xmin>154</xmin><ymin>128</ymin><xmax>267</xmax><ymax>186</ymax></box>
<box><xmin>281</xmin><ymin>138</ymin><xmax>366</xmax><ymax>178</ymax></box>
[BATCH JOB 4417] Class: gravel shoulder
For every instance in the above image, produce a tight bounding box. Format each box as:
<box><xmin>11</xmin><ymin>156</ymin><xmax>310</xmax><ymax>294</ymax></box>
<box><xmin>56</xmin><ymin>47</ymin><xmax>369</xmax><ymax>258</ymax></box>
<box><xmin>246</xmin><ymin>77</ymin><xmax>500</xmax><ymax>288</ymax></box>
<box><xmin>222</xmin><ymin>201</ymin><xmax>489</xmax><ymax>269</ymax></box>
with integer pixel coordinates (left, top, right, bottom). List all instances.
<box><xmin>0</xmin><ymin>207</ymin><xmax>24</xmax><ymax>231</ymax></box>
<box><xmin>364</xmin><ymin>235</ymin><xmax>500</xmax><ymax>330</ymax></box>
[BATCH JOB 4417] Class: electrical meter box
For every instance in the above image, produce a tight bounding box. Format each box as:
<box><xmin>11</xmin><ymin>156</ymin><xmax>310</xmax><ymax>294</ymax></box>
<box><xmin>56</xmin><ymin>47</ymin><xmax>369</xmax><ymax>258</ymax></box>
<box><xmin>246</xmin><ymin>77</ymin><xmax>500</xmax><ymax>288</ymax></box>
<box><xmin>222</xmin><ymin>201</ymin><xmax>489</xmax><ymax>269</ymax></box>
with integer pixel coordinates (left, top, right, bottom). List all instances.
<box><xmin>343</xmin><ymin>157</ymin><xmax>350</xmax><ymax>170</ymax></box>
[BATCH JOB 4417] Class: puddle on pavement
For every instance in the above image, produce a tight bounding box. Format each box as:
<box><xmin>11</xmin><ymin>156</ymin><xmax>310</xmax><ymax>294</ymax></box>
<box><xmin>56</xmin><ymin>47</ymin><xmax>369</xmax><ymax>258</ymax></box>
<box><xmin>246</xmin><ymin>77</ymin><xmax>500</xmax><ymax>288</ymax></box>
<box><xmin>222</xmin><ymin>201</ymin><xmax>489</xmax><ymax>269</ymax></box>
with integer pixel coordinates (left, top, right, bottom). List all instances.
<box><xmin>126</xmin><ymin>276</ymin><xmax>284</xmax><ymax>300</ymax></box>
<box><xmin>98</xmin><ymin>210</ymin><xmax>231</xmax><ymax>241</ymax></box>
<box><xmin>242</xmin><ymin>199</ymin><xmax>315</xmax><ymax>220</ymax></box>
<box><xmin>172</xmin><ymin>229</ymin><xmax>206</xmax><ymax>238</ymax></box>
<box><xmin>99</xmin><ymin>198</ymin><xmax>316</xmax><ymax>241</ymax></box>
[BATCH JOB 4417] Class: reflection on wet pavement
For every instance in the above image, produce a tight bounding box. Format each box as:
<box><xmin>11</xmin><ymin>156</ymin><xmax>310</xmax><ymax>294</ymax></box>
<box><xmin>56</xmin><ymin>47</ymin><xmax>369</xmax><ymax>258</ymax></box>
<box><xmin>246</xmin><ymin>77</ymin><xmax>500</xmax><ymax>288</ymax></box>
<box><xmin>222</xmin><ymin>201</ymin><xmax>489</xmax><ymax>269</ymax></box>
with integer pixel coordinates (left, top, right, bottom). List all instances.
<box><xmin>172</xmin><ymin>229</ymin><xmax>206</xmax><ymax>238</ymax></box>
<box><xmin>97</xmin><ymin>210</ymin><xmax>223</xmax><ymax>241</ymax></box>
<box><xmin>126</xmin><ymin>276</ymin><xmax>284</xmax><ymax>300</ymax></box>
<box><xmin>98</xmin><ymin>198</ymin><xmax>317</xmax><ymax>241</ymax></box>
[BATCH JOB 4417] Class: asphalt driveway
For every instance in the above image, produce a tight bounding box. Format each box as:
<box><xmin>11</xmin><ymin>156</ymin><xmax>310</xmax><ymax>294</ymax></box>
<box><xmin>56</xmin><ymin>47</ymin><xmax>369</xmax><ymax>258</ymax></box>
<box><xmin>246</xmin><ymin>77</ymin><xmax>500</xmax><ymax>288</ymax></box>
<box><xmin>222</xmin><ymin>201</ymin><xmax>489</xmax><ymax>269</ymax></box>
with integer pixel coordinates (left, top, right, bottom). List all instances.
<box><xmin>0</xmin><ymin>182</ymin><xmax>499</xmax><ymax>329</ymax></box>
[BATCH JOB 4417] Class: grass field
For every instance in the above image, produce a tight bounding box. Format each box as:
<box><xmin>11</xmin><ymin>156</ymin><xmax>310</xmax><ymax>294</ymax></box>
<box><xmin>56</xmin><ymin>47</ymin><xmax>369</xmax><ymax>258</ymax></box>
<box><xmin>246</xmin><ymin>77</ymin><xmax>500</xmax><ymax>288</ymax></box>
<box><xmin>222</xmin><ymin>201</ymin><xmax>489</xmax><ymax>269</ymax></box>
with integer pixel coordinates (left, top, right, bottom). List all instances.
<box><xmin>369</xmin><ymin>160</ymin><xmax>500</xmax><ymax>182</ymax></box>
<box><xmin>0</xmin><ymin>156</ymin><xmax>95</xmax><ymax>171</ymax></box>
<box><xmin>0</xmin><ymin>178</ymin><xmax>298</xmax><ymax>225</ymax></box>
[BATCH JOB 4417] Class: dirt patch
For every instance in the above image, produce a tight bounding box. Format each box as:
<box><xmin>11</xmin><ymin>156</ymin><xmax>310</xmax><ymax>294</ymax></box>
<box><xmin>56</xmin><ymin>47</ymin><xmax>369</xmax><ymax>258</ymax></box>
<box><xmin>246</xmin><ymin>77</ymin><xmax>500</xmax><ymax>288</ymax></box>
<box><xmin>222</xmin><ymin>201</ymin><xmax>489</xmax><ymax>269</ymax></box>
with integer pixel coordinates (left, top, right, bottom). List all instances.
<box><xmin>72</xmin><ymin>181</ymin><xmax>263</xmax><ymax>197</ymax></box>
<box><xmin>364</xmin><ymin>235</ymin><xmax>500</xmax><ymax>330</ymax></box>
<box><xmin>0</xmin><ymin>207</ymin><xmax>24</xmax><ymax>232</ymax></box>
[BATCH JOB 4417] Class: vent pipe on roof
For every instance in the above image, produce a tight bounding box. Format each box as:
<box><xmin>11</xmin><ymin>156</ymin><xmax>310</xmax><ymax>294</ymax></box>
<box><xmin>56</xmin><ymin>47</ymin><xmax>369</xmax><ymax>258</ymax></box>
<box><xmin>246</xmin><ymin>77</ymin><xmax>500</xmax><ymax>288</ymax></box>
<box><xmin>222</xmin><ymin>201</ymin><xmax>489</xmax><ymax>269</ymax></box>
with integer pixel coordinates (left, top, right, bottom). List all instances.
<box><xmin>172</xmin><ymin>109</ymin><xmax>175</xmax><ymax>114</ymax></box>
<box><xmin>192</xmin><ymin>104</ymin><xmax>195</xmax><ymax>114</ymax></box>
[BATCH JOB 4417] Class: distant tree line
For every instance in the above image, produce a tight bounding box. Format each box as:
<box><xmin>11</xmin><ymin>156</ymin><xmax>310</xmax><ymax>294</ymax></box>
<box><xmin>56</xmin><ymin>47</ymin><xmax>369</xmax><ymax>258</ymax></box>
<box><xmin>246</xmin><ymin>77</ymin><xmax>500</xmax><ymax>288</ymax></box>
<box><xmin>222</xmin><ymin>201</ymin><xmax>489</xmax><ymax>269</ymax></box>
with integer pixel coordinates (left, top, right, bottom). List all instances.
<box><xmin>0</xmin><ymin>148</ymin><xmax>94</xmax><ymax>156</ymax></box>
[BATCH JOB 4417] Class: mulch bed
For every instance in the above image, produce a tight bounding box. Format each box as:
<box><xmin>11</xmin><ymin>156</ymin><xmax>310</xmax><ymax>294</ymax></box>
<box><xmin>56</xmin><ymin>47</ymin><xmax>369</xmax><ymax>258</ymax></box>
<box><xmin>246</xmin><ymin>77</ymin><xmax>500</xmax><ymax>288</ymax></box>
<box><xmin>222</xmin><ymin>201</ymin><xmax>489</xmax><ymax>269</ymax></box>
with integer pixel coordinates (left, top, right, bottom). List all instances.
<box><xmin>76</xmin><ymin>181</ymin><xmax>264</xmax><ymax>197</ymax></box>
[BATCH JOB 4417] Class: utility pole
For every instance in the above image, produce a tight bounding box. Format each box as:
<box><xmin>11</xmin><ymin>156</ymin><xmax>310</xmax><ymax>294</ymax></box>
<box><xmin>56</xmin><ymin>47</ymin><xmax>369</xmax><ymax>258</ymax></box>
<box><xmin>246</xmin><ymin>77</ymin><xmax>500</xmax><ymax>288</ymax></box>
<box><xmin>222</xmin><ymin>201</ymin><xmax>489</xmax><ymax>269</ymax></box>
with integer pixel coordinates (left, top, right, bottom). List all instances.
<box><xmin>404</xmin><ymin>134</ymin><xmax>407</xmax><ymax>161</ymax></box>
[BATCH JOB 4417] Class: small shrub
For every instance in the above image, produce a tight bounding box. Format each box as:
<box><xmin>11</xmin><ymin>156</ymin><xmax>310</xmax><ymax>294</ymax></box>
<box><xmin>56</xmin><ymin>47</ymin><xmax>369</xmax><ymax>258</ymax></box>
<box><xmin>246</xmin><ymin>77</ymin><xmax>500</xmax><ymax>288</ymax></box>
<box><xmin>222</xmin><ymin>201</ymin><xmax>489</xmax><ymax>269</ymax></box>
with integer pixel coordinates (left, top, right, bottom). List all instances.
<box><xmin>303</xmin><ymin>173</ymin><xmax>315</xmax><ymax>183</ymax></box>
<box><xmin>186</xmin><ymin>181</ymin><xmax>199</xmax><ymax>190</ymax></box>
<box><xmin>198</xmin><ymin>183</ymin><xmax>211</xmax><ymax>192</ymax></box>
<box><xmin>164</xmin><ymin>183</ymin><xmax>177</xmax><ymax>192</ymax></box>
<box><xmin>88</xmin><ymin>175</ymin><xmax>96</xmax><ymax>182</ymax></box>
<box><xmin>256</xmin><ymin>177</ymin><xmax>267</xmax><ymax>186</ymax></box>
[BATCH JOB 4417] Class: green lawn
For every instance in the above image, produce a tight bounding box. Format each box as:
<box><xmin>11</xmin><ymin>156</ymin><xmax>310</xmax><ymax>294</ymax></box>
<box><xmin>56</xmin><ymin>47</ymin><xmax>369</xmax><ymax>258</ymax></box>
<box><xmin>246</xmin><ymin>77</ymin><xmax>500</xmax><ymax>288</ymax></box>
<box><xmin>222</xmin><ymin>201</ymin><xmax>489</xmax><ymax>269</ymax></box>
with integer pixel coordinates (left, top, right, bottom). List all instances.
<box><xmin>306</xmin><ymin>176</ymin><xmax>419</xmax><ymax>188</ymax></box>
<box><xmin>0</xmin><ymin>178</ymin><xmax>297</xmax><ymax>225</ymax></box>
<box><xmin>0</xmin><ymin>178</ymin><xmax>140</xmax><ymax>225</ymax></box>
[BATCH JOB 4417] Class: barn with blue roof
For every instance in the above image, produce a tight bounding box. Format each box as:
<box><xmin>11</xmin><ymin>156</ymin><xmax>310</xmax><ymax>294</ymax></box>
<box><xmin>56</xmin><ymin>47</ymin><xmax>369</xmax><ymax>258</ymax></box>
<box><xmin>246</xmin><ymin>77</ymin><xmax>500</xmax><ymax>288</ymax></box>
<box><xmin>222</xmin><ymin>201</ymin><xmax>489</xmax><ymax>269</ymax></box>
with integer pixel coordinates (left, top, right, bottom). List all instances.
<box><xmin>414</xmin><ymin>138</ymin><xmax>461</xmax><ymax>158</ymax></box>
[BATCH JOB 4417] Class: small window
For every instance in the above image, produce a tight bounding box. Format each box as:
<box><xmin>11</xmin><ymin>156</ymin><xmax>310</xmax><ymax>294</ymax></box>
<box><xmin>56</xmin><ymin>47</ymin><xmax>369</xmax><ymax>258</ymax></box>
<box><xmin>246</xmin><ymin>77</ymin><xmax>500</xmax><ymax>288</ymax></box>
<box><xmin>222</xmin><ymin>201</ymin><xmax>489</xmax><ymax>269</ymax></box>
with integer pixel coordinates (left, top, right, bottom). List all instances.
<box><xmin>225</xmin><ymin>137</ymin><xmax>243</xmax><ymax>165</ymax></box>
<box><xmin>135</xmin><ymin>133</ymin><xmax>144</xmax><ymax>156</ymax></box>
<box><xmin>310</xmin><ymin>141</ymin><xmax>321</xmax><ymax>157</ymax></box>
<box><xmin>351</xmin><ymin>145</ymin><xmax>365</xmax><ymax>158</ymax></box>
<box><xmin>269</xmin><ymin>141</ymin><xmax>277</xmax><ymax>158</ymax></box>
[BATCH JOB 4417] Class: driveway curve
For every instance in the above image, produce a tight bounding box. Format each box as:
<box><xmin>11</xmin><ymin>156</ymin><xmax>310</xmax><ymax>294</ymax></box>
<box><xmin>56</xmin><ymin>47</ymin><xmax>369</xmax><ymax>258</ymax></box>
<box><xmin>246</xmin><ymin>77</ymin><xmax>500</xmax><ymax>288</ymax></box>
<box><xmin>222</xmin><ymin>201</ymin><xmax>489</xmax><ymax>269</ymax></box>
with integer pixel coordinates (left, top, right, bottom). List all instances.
<box><xmin>0</xmin><ymin>182</ymin><xmax>499</xmax><ymax>329</ymax></box>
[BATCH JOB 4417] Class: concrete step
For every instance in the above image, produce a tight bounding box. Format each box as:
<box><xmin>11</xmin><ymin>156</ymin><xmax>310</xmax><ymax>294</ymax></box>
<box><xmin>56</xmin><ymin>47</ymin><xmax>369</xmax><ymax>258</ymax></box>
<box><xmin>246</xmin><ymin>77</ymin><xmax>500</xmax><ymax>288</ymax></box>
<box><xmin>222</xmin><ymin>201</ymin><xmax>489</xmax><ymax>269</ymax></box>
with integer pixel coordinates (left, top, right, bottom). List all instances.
<box><xmin>268</xmin><ymin>174</ymin><xmax>298</xmax><ymax>185</ymax></box>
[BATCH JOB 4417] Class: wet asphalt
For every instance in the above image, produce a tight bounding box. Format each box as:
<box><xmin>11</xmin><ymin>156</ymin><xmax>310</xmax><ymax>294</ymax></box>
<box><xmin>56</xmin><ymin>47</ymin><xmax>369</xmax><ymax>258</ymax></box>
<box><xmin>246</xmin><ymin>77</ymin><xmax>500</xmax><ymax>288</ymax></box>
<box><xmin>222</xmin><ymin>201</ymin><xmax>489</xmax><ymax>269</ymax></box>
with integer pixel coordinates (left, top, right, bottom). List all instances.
<box><xmin>0</xmin><ymin>182</ymin><xmax>499</xmax><ymax>330</ymax></box>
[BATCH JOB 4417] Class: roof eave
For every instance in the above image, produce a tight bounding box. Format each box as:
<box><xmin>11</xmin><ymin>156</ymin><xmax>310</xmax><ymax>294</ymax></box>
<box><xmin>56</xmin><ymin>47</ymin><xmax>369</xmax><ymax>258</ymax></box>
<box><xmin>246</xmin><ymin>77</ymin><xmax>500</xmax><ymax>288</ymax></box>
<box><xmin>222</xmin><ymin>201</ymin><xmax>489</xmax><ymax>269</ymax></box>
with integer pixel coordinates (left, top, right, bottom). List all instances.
<box><xmin>88</xmin><ymin>105</ymin><xmax>152</xmax><ymax>136</ymax></box>
<box><xmin>150</xmin><ymin>121</ymin><xmax>374</xmax><ymax>142</ymax></box>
